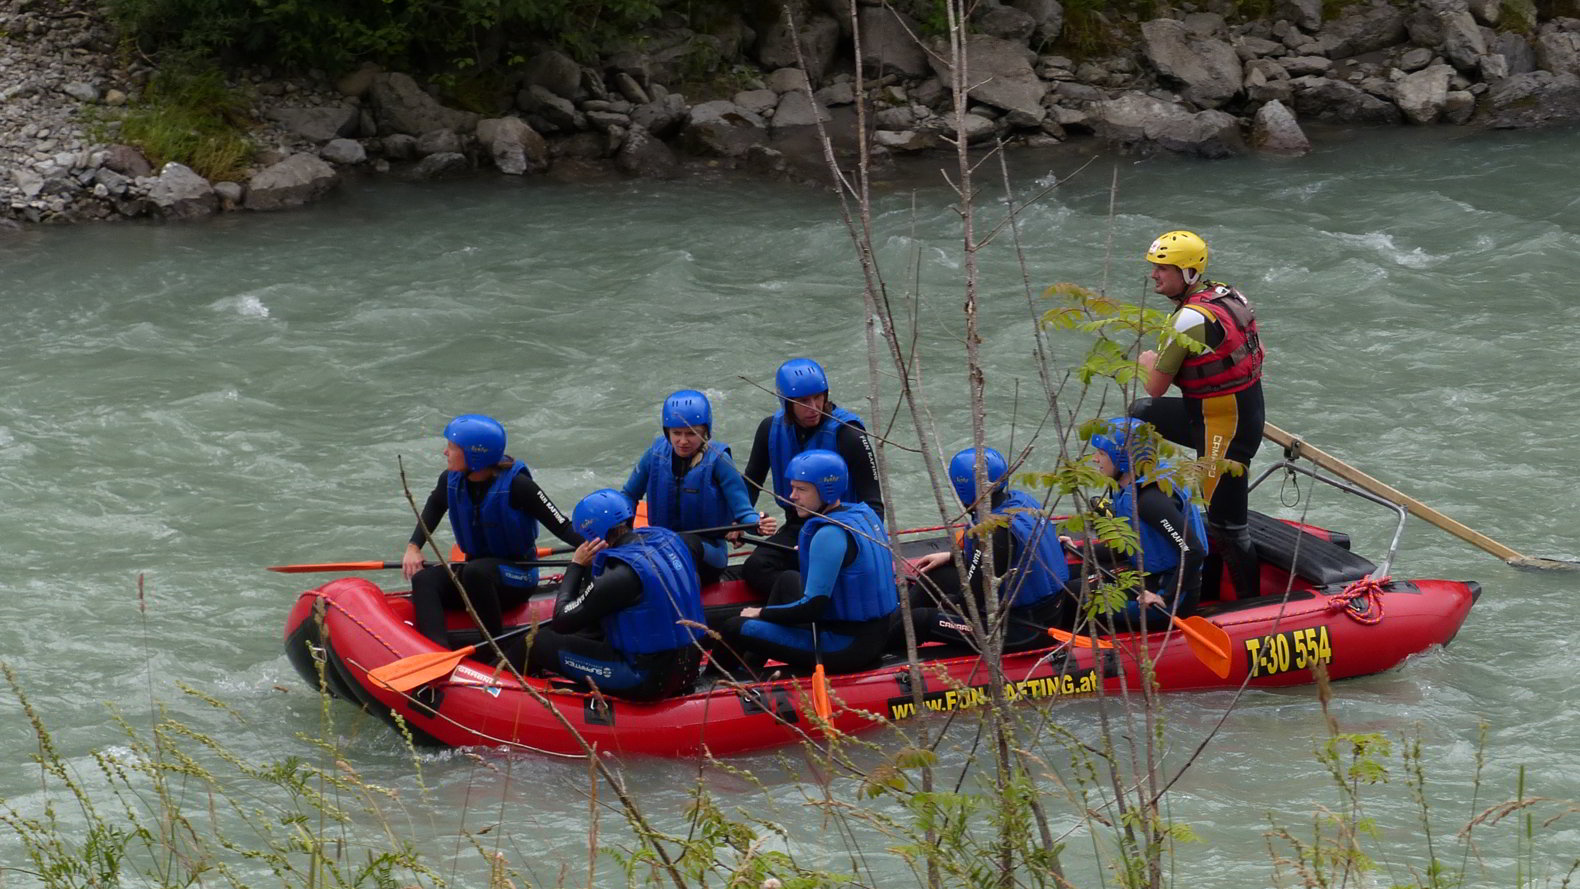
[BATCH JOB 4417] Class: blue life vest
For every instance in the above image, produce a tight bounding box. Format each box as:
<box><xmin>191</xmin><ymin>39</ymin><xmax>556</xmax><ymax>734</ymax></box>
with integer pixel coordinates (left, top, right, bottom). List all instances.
<box><xmin>767</xmin><ymin>405</ymin><xmax>865</xmax><ymax>501</ymax></box>
<box><xmin>643</xmin><ymin>435</ymin><xmax>734</xmax><ymax>533</ymax></box>
<box><xmin>797</xmin><ymin>502</ymin><xmax>898</xmax><ymax>623</ymax></box>
<box><xmin>964</xmin><ymin>489</ymin><xmax>1069</xmax><ymax>607</ymax></box>
<box><xmin>1111</xmin><ymin>469</ymin><xmax>1209</xmax><ymax>575</ymax></box>
<box><xmin>448</xmin><ymin>460</ymin><xmax>541</xmax><ymax>582</ymax></box>
<box><xmin>593</xmin><ymin>526</ymin><xmax>705</xmax><ymax>656</ymax></box>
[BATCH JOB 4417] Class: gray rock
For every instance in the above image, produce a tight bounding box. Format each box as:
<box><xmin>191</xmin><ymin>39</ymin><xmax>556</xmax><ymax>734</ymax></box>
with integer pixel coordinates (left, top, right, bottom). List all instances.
<box><xmin>1281</xmin><ymin>55</ymin><xmax>1333</xmax><ymax>76</ymax></box>
<box><xmin>679</xmin><ymin>100</ymin><xmax>768</xmax><ymax>157</ymax></box>
<box><xmin>1442</xmin><ymin>10</ymin><xmax>1490</xmax><ymax>73</ymax></box>
<box><xmin>1236</xmin><ymin>35</ymin><xmax>1286</xmax><ymax>59</ymax></box>
<box><xmin>265</xmin><ymin>103</ymin><xmax>361</xmax><ymax>142</ymax></box>
<box><xmin>1468</xmin><ymin>0</ymin><xmax>1501</xmax><ymax>25</ymax></box>
<box><xmin>614</xmin><ymin>72</ymin><xmax>651</xmax><ymax>105</ymax></box>
<box><xmin>411</xmin><ymin>152</ymin><xmax>469</xmax><ymax>178</ymax></box>
<box><xmin>857</xmin><ymin>7</ymin><xmax>929</xmax><ymax>78</ymax></box>
<box><xmin>734</xmin><ymin>88</ymin><xmax>779</xmax><ymax>115</ymax></box>
<box><xmin>1009</xmin><ymin>0</ymin><xmax>1064</xmax><ymax>42</ymax></box>
<box><xmin>476</xmin><ymin>117</ymin><xmax>548</xmax><ymax>175</ymax></box>
<box><xmin>756</xmin><ymin>13</ymin><xmax>841</xmax><ymax>84</ymax></box>
<box><xmin>1276</xmin><ymin>0</ymin><xmax>1323</xmax><ymax>32</ymax></box>
<box><xmin>320</xmin><ymin>138</ymin><xmax>367</xmax><ymax>164</ymax></box>
<box><xmin>13</xmin><ymin>168</ymin><xmax>45</xmax><ymax>199</ymax></box>
<box><xmin>1150</xmin><ymin>109</ymin><xmax>1245</xmax><ymax>158</ymax></box>
<box><xmin>523</xmin><ymin>49</ymin><xmax>584</xmax><ymax>100</ymax></box>
<box><xmin>744</xmin><ymin>144</ymin><xmax>788</xmax><ymax>175</ymax></box>
<box><xmin>518</xmin><ymin>85</ymin><xmax>585</xmax><ymax>132</ymax></box>
<box><xmin>62</xmin><ymin>82</ymin><xmax>100</xmax><ymax>103</ymax></box>
<box><xmin>631</xmin><ymin>93</ymin><xmax>688</xmax><ymax>138</ymax></box>
<box><xmin>92</xmin><ymin>167</ymin><xmax>130</xmax><ymax>196</ymax></box>
<box><xmin>615</xmin><ymin>125</ymin><xmax>679</xmax><ymax>179</ymax></box>
<box><xmin>766</xmin><ymin>67</ymin><xmax>811</xmax><ymax>94</ymax></box>
<box><xmin>1290</xmin><ymin>75</ymin><xmax>1403</xmax><ymax>123</ymax></box>
<box><xmin>103</xmin><ymin>144</ymin><xmax>153</xmax><ymax>178</ymax></box>
<box><xmin>1443</xmin><ymin>89</ymin><xmax>1476</xmax><ymax>124</ymax></box>
<box><xmin>1251</xmin><ymin>99</ymin><xmax>1311</xmax><ymax>154</ymax></box>
<box><xmin>369</xmin><ymin>73</ymin><xmax>479</xmax><ymax>136</ymax></box>
<box><xmin>337</xmin><ymin>63</ymin><xmax>381</xmax><ymax>98</ymax></box>
<box><xmin>1395</xmin><ymin>64</ymin><xmax>1453</xmax><ymax>124</ymax></box>
<box><xmin>245</xmin><ymin>153</ymin><xmax>339</xmax><ymax>210</ymax></box>
<box><xmin>976</xmin><ymin>5</ymin><xmax>1037</xmax><ymax>42</ymax></box>
<box><xmin>148</xmin><ymin>162</ymin><xmax>217</xmax><ymax>219</ymax></box>
<box><xmin>104</xmin><ymin>89</ymin><xmax>128</xmax><ymax>106</ymax></box>
<box><xmin>933</xmin><ymin>111</ymin><xmax>999</xmax><ymax>143</ymax></box>
<box><xmin>815</xmin><ymin>82</ymin><xmax>856</xmax><ymax>106</ymax></box>
<box><xmin>1495</xmin><ymin>32</ymin><xmax>1537</xmax><ymax>76</ymax></box>
<box><xmin>1398</xmin><ymin>46</ymin><xmax>1435</xmax><ymax>72</ymax></box>
<box><xmin>1479</xmin><ymin>51</ymin><xmax>1509</xmax><ymax>81</ymax></box>
<box><xmin>415</xmin><ymin>128</ymin><xmax>461</xmax><ymax>156</ymax></box>
<box><xmin>1477</xmin><ymin>70</ymin><xmax>1580</xmax><ymax>127</ymax></box>
<box><xmin>1535</xmin><ymin>24</ymin><xmax>1580</xmax><ymax>76</ymax></box>
<box><xmin>1092</xmin><ymin>90</ymin><xmax>1243</xmax><ymax>156</ymax></box>
<box><xmin>876</xmin><ymin>105</ymin><xmax>917</xmax><ymax>129</ymax></box>
<box><xmin>1183</xmin><ymin>12</ymin><xmax>1227</xmax><ymax>38</ymax></box>
<box><xmin>874</xmin><ymin>128</ymin><xmax>940</xmax><ymax>151</ymax></box>
<box><xmin>1318</xmin><ymin>2</ymin><xmax>1408</xmax><ymax>59</ymax></box>
<box><xmin>771</xmin><ymin>89</ymin><xmax>831</xmax><ymax>131</ymax></box>
<box><xmin>213</xmin><ymin>180</ymin><xmax>244</xmax><ymax>209</ymax></box>
<box><xmin>382</xmin><ymin>133</ymin><xmax>418</xmax><ymax>160</ymax></box>
<box><xmin>1140</xmin><ymin>19</ymin><xmax>1243</xmax><ymax>109</ymax></box>
<box><xmin>585</xmin><ymin>110</ymin><xmax>632</xmax><ymax>131</ymax></box>
<box><xmin>928</xmin><ymin>34</ymin><xmax>1046</xmax><ymax>122</ymax></box>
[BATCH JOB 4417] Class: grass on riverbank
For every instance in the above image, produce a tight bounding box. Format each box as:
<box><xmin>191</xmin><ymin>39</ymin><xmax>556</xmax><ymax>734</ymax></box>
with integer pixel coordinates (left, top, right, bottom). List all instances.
<box><xmin>112</xmin><ymin>68</ymin><xmax>254</xmax><ymax>182</ymax></box>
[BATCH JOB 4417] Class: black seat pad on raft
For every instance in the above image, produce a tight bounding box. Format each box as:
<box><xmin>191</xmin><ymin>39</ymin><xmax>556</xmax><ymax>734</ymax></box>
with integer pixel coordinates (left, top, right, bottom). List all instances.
<box><xmin>1246</xmin><ymin>509</ymin><xmax>1376</xmax><ymax>587</ymax></box>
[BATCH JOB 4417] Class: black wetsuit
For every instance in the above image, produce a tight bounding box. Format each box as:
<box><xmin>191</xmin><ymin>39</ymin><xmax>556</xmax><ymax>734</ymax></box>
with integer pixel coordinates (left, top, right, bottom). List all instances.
<box><xmin>739</xmin><ymin>408</ymin><xmax>884</xmax><ymax>597</ymax></box>
<box><xmin>908</xmin><ymin>493</ymin><xmax>1069</xmax><ymax>653</ymax></box>
<box><xmin>407</xmin><ymin>468</ymin><xmax>582</xmax><ymax>646</ymax></box>
<box><xmin>1081</xmin><ymin>484</ymin><xmax>1206</xmax><ymax>632</ymax></box>
<box><xmin>510</xmin><ymin>536</ymin><xmax>704</xmax><ymax>701</ymax></box>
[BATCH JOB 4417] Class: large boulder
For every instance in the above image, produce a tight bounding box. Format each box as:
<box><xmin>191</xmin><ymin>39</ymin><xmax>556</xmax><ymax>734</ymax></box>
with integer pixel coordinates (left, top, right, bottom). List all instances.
<box><xmin>1250</xmin><ymin>99</ymin><xmax>1310</xmax><ymax>155</ymax></box>
<box><xmin>1395</xmin><ymin>64</ymin><xmax>1454</xmax><ymax>124</ymax></box>
<box><xmin>477</xmin><ymin>116</ymin><xmax>549</xmax><ymax>175</ymax></box>
<box><xmin>521</xmin><ymin>49</ymin><xmax>584</xmax><ymax>101</ymax></box>
<box><xmin>615</xmin><ymin>125</ymin><xmax>680</xmax><ymax>179</ymax></box>
<box><xmin>412</xmin><ymin>152</ymin><xmax>470</xmax><ymax>178</ymax></box>
<box><xmin>927</xmin><ymin>34</ymin><xmax>1046</xmax><ymax>124</ymax></box>
<box><xmin>265</xmin><ymin>103</ymin><xmax>361</xmax><ymax>142</ymax></box>
<box><xmin>1289</xmin><ymin>75</ymin><xmax>1403</xmax><ymax>124</ymax></box>
<box><xmin>518</xmin><ymin>85</ymin><xmax>584</xmax><ymax>132</ymax></box>
<box><xmin>1009</xmin><ymin>0</ymin><xmax>1064</xmax><ymax>43</ymax></box>
<box><xmin>679</xmin><ymin>100</ymin><xmax>768</xmax><ymax>157</ymax></box>
<box><xmin>1534</xmin><ymin>23</ymin><xmax>1580</xmax><ymax>76</ymax></box>
<box><xmin>244</xmin><ymin>154</ymin><xmax>339</xmax><ymax>211</ymax></box>
<box><xmin>1477</xmin><ymin>70</ymin><xmax>1580</xmax><ymax>128</ymax></box>
<box><xmin>1140</xmin><ymin>19</ymin><xmax>1243</xmax><ymax>109</ymax></box>
<box><xmin>770</xmin><ymin>89</ymin><xmax>831</xmax><ymax>133</ymax></box>
<box><xmin>319</xmin><ymin>138</ymin><xmax>366</xmax><ymax>165</ymax></box>
<box><xmin>631</xmin><ymin>93</ymin><xmax>689</xmax><ymax>139</ymax></box>
<box><xmin>146</xmin><ymin>162</ymin><xmax>217</xmax><ymax>219</ymax></box>
<box><xmin>103</xmin><ymin>144</ymin><xmax>153</xmax><ymax>178</ymax></box>
<box><xmin>1093</xmin><ymin>91</ymin><xmax>1245</xmax><ymax>157</ymax></box>
<box><xmin>975</xmin><ymin>5</ymin><xmax>1036</xmax><ymax>42</ymax></box>
<box><xmin>756</xmin><ymin>12</ymin><xmax>841</xmax><ymax>84</ymax></box>
<box><xmin>1276</xmin><ymin>0</ymin><xmax>1323</xmax><ymax>32</ymax></box>
<box><xmin>1316</xmin><ymin>1</ymin><xmax>1409</xmax><ymax>59</ymax></box>
<box><xmin>369</xmin><ymin>73</ymin><xmax>479</xmax><ymax>136</ymax></box>
<box><xmin>1495</xmin><ymin>32</ymin><xmax>1537</xmax><ymax>76</ymax></box>
<box><xmin>858</xmin><ymin>7</ymin><xmax>930</xmax><ymax>78</ymax></box>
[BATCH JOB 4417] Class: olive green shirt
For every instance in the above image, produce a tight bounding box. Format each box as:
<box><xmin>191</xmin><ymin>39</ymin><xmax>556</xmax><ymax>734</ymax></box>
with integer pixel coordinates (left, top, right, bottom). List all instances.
<box><xmin>1153</xmin><ymin>305</ymin><xmax>1212</xmax><ymax>376</ymax></box>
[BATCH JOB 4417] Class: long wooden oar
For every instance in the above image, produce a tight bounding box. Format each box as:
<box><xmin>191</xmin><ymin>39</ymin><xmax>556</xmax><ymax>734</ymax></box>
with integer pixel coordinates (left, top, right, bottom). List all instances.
<box><xmin>1265</xmin><ymin>423</ymin><xmax>1577</xmax><ymax>571</ymax></box>
<box><xmin>367</xmin><ymin>624</ymin><xmax>540</xmax><ymax>693</ymax></box>
<box><xmin>268</xmin><ymin>559</ymin><xmax>569</xmax><ymax>574</ymax></box>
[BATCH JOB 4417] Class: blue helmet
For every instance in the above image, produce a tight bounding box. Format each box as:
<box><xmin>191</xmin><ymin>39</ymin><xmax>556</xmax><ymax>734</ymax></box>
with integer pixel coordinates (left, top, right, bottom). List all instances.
<box><xmin>661</xmin><ymin>389</ymin><xmax>712</xmax><ymax>432</ymax></box>
<box><xmin>572</xmin><ymin>489</ymin><xmax>635</xmax><ymax>542</ymax></box>
<box><xmin>775</xmin><ymin>358</ymin><xmax>830</xmax><ymax>400</ymax></box>
<box><xmin>948</xmin><ymin>447</ymin><xmax>1009</xmax><ymax>507</ymax></box>
<box><xmin>1090</xmin><ymin>418</ymin><xmax>1153</xmax><ymax>478</ymax></box>
<box><xmin>444</xmin><ymin>414</ymin><xmax>506</xmax><ymax>471</ymax></box>
<box><xmin>786</xmin><ymin>448</ymin><xmax>848</xmax><ymax>504</ymax></box>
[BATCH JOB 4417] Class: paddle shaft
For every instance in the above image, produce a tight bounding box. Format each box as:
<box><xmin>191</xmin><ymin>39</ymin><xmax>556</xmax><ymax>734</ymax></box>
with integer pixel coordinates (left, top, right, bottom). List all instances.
<box><xmin>1263</xmin><ymin>422</ymin><xmax>1529</xmax><ymax>562</ymax></box>
<box><xmin>269</xmin><ymin>558</ymin><xmax>570</xmax><ymax>574</ymax></box>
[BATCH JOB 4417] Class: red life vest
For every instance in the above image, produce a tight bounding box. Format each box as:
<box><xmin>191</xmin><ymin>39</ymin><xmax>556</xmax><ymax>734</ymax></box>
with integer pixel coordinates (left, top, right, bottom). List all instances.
<box><xmin>1176</xmin><ymin>284</ymin><xmax>1263</xmax><ymax>398</ymax></box>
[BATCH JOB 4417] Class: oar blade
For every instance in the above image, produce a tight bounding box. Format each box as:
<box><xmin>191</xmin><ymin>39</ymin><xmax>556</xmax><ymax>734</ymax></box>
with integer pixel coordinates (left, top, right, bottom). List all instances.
<box><xmin>812</xmin><ymin>665</ymin><xmax>832</xmax><ymax>721</ymax></box>
<box><xmin>366</xmin><ymin>646</ymin><xmax>476</xmax><ymax>693</ymax></box>
<box><xmin>1176</xmin><ymin>616</ymin><xmax>1232</xmax><ymax>679</ymax></box>
<box><xmin>1506</xmin><ymin>556</ymin><xmax>1580</xmax><ymax>572</ymax></box>
<box><xmin>1047</xmin><ymin>627</ymin><xmax>1115</xmax><ymax>650</ymax></box>
<box><xmin>268</xmin><ymin>561</ymin><xmax>396</xmax><ymax>574</ymax></box>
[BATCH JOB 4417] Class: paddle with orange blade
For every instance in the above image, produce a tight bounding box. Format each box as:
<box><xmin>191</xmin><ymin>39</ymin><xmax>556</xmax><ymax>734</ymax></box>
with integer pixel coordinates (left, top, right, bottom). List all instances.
<box><xmin>810</xmin><ymin>623</ymin><xmax>832</xmax><ymax>721</ymax></box>
<box><xmin>268</xmin><ymin>558</ymin><xmax>570</xmax><ymax>574</ymax></box>
<box><xmin>366</xmin><ymin>623</ymin><xmax>539</xmax><ymax>693</ymax></box>
<box><xmin>1047</xmin><ymin>627</ymin><xmax>1115</xmax><ymax>649</ymax></box>
<box><xmin>1170</xmin><ymin>615</ymin><xmax>1232</xmax><ymax>679</ymax></box>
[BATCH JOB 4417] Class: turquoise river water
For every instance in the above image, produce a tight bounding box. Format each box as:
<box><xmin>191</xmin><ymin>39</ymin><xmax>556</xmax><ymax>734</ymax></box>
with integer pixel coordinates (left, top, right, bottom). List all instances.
<box><xmin>2</xmin><ymin>126</ymin><xmax>1578</xmax><ymax>887</ymax></box>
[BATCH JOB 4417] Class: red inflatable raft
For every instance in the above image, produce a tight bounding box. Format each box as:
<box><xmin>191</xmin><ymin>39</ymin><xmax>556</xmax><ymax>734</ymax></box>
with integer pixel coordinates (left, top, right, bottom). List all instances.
<box><xmin>283</xmin><ymin>495</ymin><xmax>1480</xmax><ymax>757</ymax></box>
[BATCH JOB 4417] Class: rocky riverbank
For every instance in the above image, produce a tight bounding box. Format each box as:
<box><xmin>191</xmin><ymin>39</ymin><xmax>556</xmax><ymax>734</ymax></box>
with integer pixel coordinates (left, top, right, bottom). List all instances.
<box><xmin>4</xmin><ymin>0</ymin><xmax>1580</xmax><ymax>227</ymax></box>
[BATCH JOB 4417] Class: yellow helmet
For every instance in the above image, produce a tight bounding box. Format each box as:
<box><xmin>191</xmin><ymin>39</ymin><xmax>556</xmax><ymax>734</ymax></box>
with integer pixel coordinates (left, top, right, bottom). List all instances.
<box><xmin>1145</xmin><ymin>230</ymin><xmax>1208</xmax><ymax>280</ymax></box>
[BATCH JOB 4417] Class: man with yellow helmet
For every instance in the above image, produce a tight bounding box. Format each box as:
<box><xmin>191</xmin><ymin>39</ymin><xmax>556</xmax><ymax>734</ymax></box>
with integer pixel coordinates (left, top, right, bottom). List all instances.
<box><xmin>1132</xmin><ymin>230</ymin><xmax>1266</xmax><ymax>601</ymax></box>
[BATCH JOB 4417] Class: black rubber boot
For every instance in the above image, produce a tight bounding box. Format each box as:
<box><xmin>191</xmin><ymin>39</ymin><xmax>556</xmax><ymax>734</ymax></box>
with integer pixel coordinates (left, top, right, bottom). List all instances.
<box><xmin>1211</xmin><ymin>521</ymin><xmax>1260</xmax><ymax>599</ymax></box>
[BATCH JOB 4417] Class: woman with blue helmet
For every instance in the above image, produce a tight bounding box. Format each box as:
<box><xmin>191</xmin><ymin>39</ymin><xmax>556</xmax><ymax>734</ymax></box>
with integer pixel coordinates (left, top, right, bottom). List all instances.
<box><xmin>717</xmin><ymin>449</ymin><xmax>898</xmax><ymax>677</ymax></box>
<box><xmin>401</xmin><ymin>414</ymin><xmax>585</xmax><ymax>648</ymax></box>
<box><xmin>619</xmin><ymin>389</ymin><xmax>776</xmax><ymax>585</ymax></box>
<box><xmin>1080</xmin><ymin>418</ymin><xmax>1210</xmax><ymax>631</ymax></box>
<box><xmin>739</xmin><ymin>358</ymin><xmax>884</xmax><ymax>599</ymax></box>
<box><xmin>503</xmin><ymin>489</ymin><xmax>706</xmax><ymax>701</ymax></box>
<box><xmin>907</xmin><ymin>446</ymin><xmax>1074</xmax><ymax>652</ymax></box>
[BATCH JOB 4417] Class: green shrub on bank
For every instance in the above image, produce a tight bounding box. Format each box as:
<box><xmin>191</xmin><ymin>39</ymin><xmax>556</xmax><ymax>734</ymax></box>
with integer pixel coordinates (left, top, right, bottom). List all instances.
<box><xmin>115</xmin><ymin>68</ymin><xmax>253</xmax><ymax>181</ymax></box>
<box><xmin>104</xmin><ymin>0</ymin><xmax>665</xmax><ymax>74</ymax></box>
